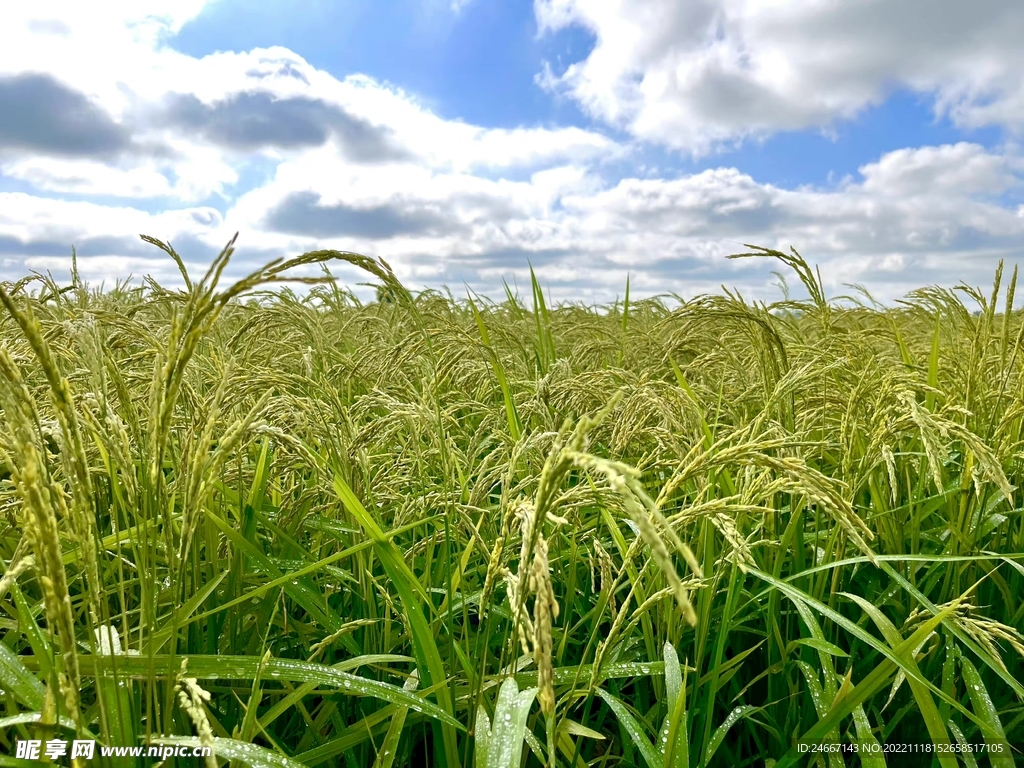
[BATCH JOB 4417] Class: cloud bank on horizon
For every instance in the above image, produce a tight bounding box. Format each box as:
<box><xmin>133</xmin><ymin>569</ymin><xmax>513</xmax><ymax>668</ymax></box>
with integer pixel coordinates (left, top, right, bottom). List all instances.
<box><xmin>1</xmin><ymin>0</ymin><xmax>1023</xmax><ymax>303</ymax></box>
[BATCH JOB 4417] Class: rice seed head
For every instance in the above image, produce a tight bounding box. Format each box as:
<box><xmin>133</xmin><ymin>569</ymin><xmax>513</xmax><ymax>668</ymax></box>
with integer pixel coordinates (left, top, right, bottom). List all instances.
<box><xmin>175</xmin><ymin>659</ymin><xmax>218</xmax><ymax>768</ymax></box>
<box><xmin>531</xmin><ymin>534</ymin><xmax>558</xmax><ymax>717</ymax></box>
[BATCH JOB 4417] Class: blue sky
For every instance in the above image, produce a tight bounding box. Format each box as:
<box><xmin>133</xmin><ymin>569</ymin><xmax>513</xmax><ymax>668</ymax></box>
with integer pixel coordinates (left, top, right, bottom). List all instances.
<box><xmin>1</xmin><ymin>0</ymin><xmax>1023</xmax><ymax>301</ymax></box>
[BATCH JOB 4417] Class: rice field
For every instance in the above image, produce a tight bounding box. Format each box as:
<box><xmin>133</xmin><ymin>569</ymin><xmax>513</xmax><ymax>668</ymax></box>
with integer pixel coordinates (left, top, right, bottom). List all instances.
<box><xmin>0</xmin><ymin>236</ymin><xmax>1022</xmax><ymax>767</ymax></box>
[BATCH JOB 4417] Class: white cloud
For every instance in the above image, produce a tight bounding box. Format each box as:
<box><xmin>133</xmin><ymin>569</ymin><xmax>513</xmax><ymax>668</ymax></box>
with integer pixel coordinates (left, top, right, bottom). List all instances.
<box><xmin>856</xmin><ymin>142</ymin><xmax>1024</xmax><ymax>197</ymax></box>
<box><xmin>4</xmin><ymin>137</ymin><xmax>1023</xmax><ymax>303</ymax></box>
<box><xmin>535</xmin><ymin>0</ymin><xmax>1024</xmax><ymax>154</ymax></box>
<box><xmin>0</xmin><ymin>192</ymin><xmax>225</xmax><ymax>245</ymax></box>
<box><xmin>0</xmin><ymin>3</ymin><xmax>618</xmax><ymax>198</ymax></box>
<box><xmin>205</xmin><ymin>141</ymin><xmax>1023</xmax><ymax>302</ymax></box>
<box><xmin>0</xmin><ymin>192</ymin><xmax>230</xmax><ymax>282</ymax></box>
<box><xmin>315</xmin><ymin>74</ymin><xmax>620</xmax><ymax>172</ymax></box>
<box><xmin>0</xmin><ymin>2</ymin><xmax>210</xmax><ymax>117</ymax></box>
<box><xmin>2</xmin><ymin>159</ymin><xmax>174</xmax><ymax>198</ymax></box>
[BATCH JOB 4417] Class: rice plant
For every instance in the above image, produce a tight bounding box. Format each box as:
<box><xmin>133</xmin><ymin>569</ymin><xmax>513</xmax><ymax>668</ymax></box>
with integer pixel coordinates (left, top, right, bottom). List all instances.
<box><xmin>0</xmin><ymin>236</ymin><xmax>1021</xmax><ymax>767</ymax></box>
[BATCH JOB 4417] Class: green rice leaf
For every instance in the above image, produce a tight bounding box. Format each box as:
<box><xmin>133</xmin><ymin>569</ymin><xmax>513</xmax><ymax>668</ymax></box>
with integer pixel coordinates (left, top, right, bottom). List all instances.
<box><xmin>596</xmin><ymin>688</ymin><xmax>659</xmax><ymax>768</ymax></box>
<box><xmin>151</xmin><ymin>737</ymin><xmax>305</xmax><ymax>768</ymax></box>
<box><xmin>959</xmin><ymin>655</ymin><xmax>1016</xmax><ymax>768</ymax></box>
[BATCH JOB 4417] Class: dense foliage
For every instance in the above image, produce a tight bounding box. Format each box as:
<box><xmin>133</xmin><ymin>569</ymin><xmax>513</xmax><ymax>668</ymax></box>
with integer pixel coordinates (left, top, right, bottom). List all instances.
<box><xmin>0</xmin><ymin>237</ymin><xmax>1022</xmax><ymax>767</ymax></box>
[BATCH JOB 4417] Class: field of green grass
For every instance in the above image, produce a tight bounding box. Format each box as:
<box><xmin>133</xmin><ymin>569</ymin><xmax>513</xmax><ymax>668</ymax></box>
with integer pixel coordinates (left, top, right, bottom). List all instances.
<box><xmin>0</xmin><ymin>236</ymin><xmax>1022</xmax><ymax>768</ymax></box>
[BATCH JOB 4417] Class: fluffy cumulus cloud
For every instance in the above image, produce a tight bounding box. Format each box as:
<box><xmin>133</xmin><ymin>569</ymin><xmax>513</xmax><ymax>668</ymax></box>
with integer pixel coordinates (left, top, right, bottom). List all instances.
<box><xmin>0</xmin><ymin>0</ymin><xmax>1023</xmax><ymax>302</ymax></box>
<box><xmin>534</xmin><ymin>0</ymin><xmax>1024</xmax><ymax>154</ymax></box>
<box><xmin>557</xmin><ymin>145</ymin><xmax>1024</xmax><ymax>297</ymax></box>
